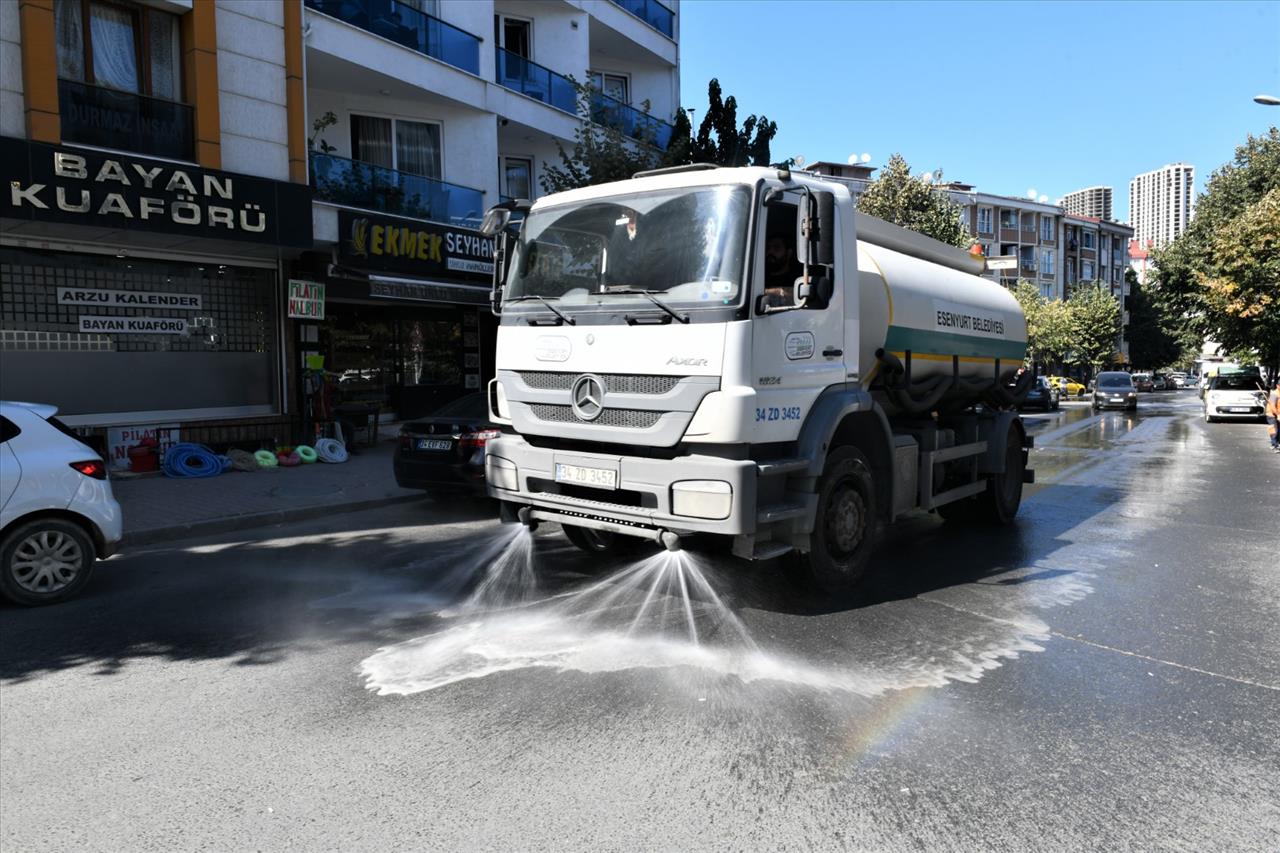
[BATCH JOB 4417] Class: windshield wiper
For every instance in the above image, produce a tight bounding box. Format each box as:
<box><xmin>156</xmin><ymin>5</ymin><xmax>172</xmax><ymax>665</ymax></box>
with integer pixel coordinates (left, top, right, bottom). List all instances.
<box><xmin>507</xmin><ymin>293</ymin><xmax>575</xmax><ymax>325</ymax></box>
<box><xmin>605</xmin><ymin>289</ymin><xmax>689</xmax><ymax>324</ymax></box>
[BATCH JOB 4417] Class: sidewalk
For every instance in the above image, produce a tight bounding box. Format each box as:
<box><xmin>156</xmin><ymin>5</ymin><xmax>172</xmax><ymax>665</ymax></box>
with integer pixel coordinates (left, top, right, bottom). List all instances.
<box><xmin>112</xmin><ymin>436</ymin><xmax>424</xmax><ymax>546</ymax></box>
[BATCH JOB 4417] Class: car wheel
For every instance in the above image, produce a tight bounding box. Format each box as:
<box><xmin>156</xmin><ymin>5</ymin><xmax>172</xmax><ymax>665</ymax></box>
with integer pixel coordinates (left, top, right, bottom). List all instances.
<box><xmin>562</xmin><ymin>524</ymin><xmax>647</xmax><ymax>556</ymax></box>
<box><xmin>796</xmin><ymin>446</ymin><xmax>879</xmax><ymax>594</ymax></box>
<box><xmin>0</xmin><ymin>518</ymin><xmax>97</xmax><ymax>606</ymax></box>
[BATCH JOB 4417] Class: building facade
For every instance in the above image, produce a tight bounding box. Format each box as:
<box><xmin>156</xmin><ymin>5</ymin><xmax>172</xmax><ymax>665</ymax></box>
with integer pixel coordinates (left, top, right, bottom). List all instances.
<box><xmin>1128</xmin><ymin>163</ymin><xmax>1194</xmax><ymax>247</ymax></box>
<box><xmin>296</xmin><ymin>0</ymin><xmax>679</xmax><ymax>421</ymax></box>
<box><xmin>1062</xmin><ymin>185</ymin><xmax>1112</xmax><ymax>221</ymax></box>
<box><xmin>1</xmin><ymin>0</ymin><xmax>313</xmax><ymax>462</ymax></box>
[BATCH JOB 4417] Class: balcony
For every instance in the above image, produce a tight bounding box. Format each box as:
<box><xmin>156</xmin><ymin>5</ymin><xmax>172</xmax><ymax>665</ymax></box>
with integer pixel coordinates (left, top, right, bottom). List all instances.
<box><xmin>304</xmin><ymin>0</ymin><xmax>480</xmax><ymax>76</ymax></box>
<box><xmin>610</xmin><ymin>0</ymin><xmax>675</xmax><ymax>39</ymax></box>
<box><xmin>310</xmin><ymin>152</ymin><xmax>485</xmax><ymax>228</ymax></box>
<box><xmin>58</xmin><ymin>79</ymin><xmax>193</xmax><ymax>161</ymax></box>
<box><xmin>589</xmin><ymin>91</ymin><xmax>673</xmax><ymax>150</ymax></box>
<box><xmin>496</xmin><ymin>49</ymin><xmax>576</xmax><ymax>114</ymax></box>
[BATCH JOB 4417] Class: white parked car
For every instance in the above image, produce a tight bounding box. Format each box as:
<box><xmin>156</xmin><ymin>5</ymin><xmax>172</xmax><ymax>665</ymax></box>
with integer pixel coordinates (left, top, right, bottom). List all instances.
<box><xmin>0</xmin><ymin>402</ymin><xmax>123</xmax><ymax>605</ymax></box>
<box><xmin>1203</xmin><ymin>374</ymin><xmax>1268</xmax><ymax>423</ymax></box>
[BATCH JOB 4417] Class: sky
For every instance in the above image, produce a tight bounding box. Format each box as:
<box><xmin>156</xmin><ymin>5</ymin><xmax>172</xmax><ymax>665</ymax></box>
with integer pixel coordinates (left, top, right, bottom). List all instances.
<box><xmin>677</xmin><ymin>0</ymin><xmax>1280</xmax><ymax>222</ymax></box>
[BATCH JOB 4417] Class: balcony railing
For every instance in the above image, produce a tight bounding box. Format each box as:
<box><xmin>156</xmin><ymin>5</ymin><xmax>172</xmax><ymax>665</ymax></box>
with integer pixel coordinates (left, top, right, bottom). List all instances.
<box><xmin>589</xmin><ymin>91</ymin><xmax>673</xmax><ymax>150</ymax></box>
<box><xmin>58</xmin><ymin>79</ymin><xmax>193</xmax><ymax>161</ymax></box>
<box><xmin>310</xmin><ymin>152</ymin><xmax>484</xmax><ymax>228</ymax></box>
<box><xmin>496</xmin><ymin>49</ymin><xmax>576</xmax><ymax>114</ymax></box>
<box><xmin>305</xmin><ymin>0</ymin><xmax>480</xmax><ymax>75</ymax></box>
<box><xmin>610</xmin><ymin>0</ymin><xmax>675</xmax><ymax>39</ymax></box>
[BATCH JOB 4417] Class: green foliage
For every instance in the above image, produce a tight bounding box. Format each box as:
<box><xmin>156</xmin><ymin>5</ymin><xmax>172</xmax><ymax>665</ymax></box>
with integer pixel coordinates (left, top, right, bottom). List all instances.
<box><xmin>855</xmin><ymin>154</ymin><xmax>972</xmax><ymax>247</ymax></box>
<box><xmin>1067</xmin><ymin>282</ymin><xmax>1122</xmax><ymax>370</ymax></box>
<box><xmin>1152</xmin><ymin>127</ymin><xmax>1280</xmax><ymax>378</ymax></box>
<box><xmin>540</xmin><ymin>80</ymin><xmax>661</xmax><ymax>194</ymax></box>
<box><xmin>1124</xmin><ymin>267</ymin><xmax>1194</xmax><ymax>369</ymax></box>
<box><xmin>662</xmin><ymin>78</ymin><xmax>777</xmax><ymax>168</ymax></box>
<box><xmin>309</xmin><ymin>111</ymin><xmax>338</xmax><ymax>154</ymax></box>
<box><xmin>1013</xmin><ymin>280</ymin><xmax>1072</xmax><ymax>368</ymax></box>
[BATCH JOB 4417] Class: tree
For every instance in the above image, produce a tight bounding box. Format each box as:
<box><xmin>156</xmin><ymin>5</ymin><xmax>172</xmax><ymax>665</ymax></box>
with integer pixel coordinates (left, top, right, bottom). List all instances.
<box><xmin>1124</xmin><ymin>267</ymin><xmax>1187</xmax><ymax>369</ymax></box>
<box><xmin>1067</xmin><ymin>282</ymin><xmax>1122</xmax><ymax>373</ymax></box>
<box><xmin>1013</xmin><ymin>280</ymin><xmax>1072</xmax><ymax>369</ymax></box>
<box><xmin>855</xmin><ymin>154</ymin><xmax>972</xmax><ymax>247</ymax></box>
<box><xmin>540</xmin><ymin>81</ymin><xmax>662</xmax><ymax>193</ymax></box>
<box><xmin>662</xmin><ymin>78</ymin><xmax>777</xmax><ymax>168</ymax></box>
<box><xmin>1153</xmin><ymin>128</ymin><xmax>1280</xmax><ymax>379</ymax></box>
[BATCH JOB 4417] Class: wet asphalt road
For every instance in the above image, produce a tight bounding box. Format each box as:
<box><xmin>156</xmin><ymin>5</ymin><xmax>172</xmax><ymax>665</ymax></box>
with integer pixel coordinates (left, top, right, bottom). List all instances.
<box><xmin>3</xmin><ymin>391</ymin><xmax>1278</xmax><ymax>852</ymax></box>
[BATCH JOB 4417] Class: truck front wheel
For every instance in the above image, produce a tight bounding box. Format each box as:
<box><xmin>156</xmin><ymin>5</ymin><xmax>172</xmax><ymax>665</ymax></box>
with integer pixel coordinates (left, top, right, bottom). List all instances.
<box><xmin>800</xmin><ymin>446</ymin><xmax>879</xmax><ymax>593</ymax></box>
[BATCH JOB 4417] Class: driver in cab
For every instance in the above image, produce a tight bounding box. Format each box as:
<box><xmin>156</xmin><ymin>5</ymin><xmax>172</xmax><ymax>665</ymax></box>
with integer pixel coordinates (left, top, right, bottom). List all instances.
<box><xmin>763</xmin><ymin>234</ymin><xmax>804</xmax><ymax>308</ymax></box>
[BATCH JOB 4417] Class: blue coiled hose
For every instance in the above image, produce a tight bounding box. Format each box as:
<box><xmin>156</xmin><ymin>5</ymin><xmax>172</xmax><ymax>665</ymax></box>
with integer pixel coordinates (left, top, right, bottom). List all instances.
<box><xmin>162</xmin><ymin>443</ymin><xmax>232</xmax><ymax>478</ymax></box>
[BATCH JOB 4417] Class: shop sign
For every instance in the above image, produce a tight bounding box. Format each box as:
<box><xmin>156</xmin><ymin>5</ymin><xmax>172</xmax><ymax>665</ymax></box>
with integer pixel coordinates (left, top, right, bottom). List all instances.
<box><xmin>369</xmin><ymin>279</ymin><xmax>488</xmax><ymax>306</ymax></box>
<box><xmin>79</xmin><ymin>315</ymin><xmax>188</xmax><ymax>334</ymax></box>
<box><xmin>338</xmin><ymin>210</ymin><xmax>493</xmax><ymax>283</ymax></box>
<box><xmin>106</xmin><ymin>423</ymin><xmax>178</xmax><ymax>471</ymax></box>
<box><xmin>57</xmin><ymin>287</ymin><xmax>202</xmax><ymax>310</ymax></box>
<box><xmin>0</xmin><ymin>136</ymin><xmax>313</xmax><ymax>248</ymax></box>
<box><xmin>287</xmin><ymin>280</ymin><xmax>325</xmax><ymax>319</ymax></box>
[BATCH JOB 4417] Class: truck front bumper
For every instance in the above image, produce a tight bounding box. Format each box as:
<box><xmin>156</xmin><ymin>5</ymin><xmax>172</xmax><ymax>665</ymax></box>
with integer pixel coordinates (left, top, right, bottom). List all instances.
<box><xmin>484</xmin><ymin>435</ymin><xmax>758</xmax><ymax>538</ymax></box>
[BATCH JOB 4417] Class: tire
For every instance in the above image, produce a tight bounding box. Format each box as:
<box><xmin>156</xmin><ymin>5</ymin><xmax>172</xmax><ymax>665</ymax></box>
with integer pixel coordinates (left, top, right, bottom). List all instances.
<box><xmin>796</xmin><ymin>446</ymin><xmax>879</xmax><ymax>594</ymax></box>
<box><xmin>562</xmin><ymin>524</ymin><xmax>646</xmax><ymax>556</ymax></box>
<box><xmin>938</xmin><ymin>422</ymin><xmax>1025</xmax><ymax>526</ymax></box>
<box><xmin>0</xmin><ymin>518</ymin><xmax>96</xmax><ymax>606</ymax></box>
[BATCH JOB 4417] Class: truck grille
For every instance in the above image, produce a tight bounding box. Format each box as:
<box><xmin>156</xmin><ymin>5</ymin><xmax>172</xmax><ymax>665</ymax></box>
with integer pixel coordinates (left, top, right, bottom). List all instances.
<box><xmin>528</xmin><ymin>403</ymin><xmax>661</xmax><ymax>429</ymax></box>
<box><xmin>518</xmin><ymin>372</ymin><xmax>681</xmax><ymax>395</ymax></box>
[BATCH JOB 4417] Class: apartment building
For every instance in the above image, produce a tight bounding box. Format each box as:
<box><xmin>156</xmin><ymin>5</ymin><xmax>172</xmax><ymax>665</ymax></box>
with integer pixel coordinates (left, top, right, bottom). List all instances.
<box><xmin>946</xmin><ymin>187</ymin><xmax>1064</xmax><ymax>300</ymax></box>
<box><xmin>295</xmin><ymin>0</ymin><xmax>680</xmax><ymax>418</ymax></box>
<box><xmin>1</xmin><ymin>0</ymin><xmax>313</xmax><ymax>455</ymax></box>
<box><xmin>1062</xmin><ymin>185</ymin><xmax>1112</xmax><ymax>221</ymax></box>
<box><xmin>1128</xmin><ymin>163</ymin><xmax>1194</xmax><ymax>247</ymax></box>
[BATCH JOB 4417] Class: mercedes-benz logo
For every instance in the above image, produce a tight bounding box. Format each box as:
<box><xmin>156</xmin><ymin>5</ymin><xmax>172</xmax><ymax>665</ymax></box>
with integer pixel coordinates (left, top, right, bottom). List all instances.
<box><xmin>570</xmin><ymin>374</ymin><xmax>605</xmax><ymax>421</ymax></box>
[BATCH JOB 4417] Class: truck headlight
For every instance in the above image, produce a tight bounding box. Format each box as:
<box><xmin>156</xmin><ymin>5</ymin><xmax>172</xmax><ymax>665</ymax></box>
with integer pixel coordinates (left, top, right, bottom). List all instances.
<box><xmin>671</xmin><ymin>480</ymin><xmax>732</xmax><ymax>520</ymax></box>
<box><xmin>485</xmin><ymin>455</ymin><xmax>518</xmax><ymax>490</ymax></box>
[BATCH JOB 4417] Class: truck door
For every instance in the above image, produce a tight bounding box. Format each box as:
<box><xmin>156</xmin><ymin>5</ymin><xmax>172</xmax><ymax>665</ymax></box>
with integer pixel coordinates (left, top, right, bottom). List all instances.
<box><xmin>750</xmin><ymin>189</ymin><xmax>846</xmax><ymax>442</ymax></box>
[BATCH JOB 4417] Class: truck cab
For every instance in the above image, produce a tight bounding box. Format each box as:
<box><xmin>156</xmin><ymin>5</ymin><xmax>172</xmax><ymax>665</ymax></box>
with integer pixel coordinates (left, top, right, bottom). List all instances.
<box><xmin>481</xmin><ymin>165</ymin><xmax>1032</xmax><ymax>592</ymax></box>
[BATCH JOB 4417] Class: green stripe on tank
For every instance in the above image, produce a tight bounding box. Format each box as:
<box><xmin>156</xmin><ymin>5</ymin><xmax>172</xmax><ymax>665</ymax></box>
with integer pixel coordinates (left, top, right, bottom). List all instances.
<box><xmin>883</xmin><ymin>325</ymin><xmax>1027</xmax><ymax>361</ymax></box>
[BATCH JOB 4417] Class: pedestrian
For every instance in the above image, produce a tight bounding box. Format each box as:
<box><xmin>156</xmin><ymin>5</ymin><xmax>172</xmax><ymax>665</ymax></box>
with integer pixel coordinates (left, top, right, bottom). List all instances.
<box><xmin>1265</xmin><ymin>375</ymin><xmax>1280</xmax><ymax>451</ymax></box>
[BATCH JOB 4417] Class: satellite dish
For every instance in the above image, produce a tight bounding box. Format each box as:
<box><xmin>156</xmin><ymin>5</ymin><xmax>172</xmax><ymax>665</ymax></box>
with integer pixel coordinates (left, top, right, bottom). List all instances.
<box><xmin>1026</xmin><ymin>188</ymin><xmax>1038</xmax><ymax>199</ymax></box>
<box><xmin>922</xmin><ymin>171</ymin><xmax>934</xmax><ymax>183</ymax></box>
<box><xmin>795</xmin><ymin>155</ymin><xmax>806</xmax><ymax>167</ymax></box>
<box><xmin>861</xmin><ymin>153</ymin><xmax>871</xmax><ymax>163</ymax></box>
<box><xmin>1038</xmin><ymin>195</ymin><xmax>1048</xmax><ymax>203</ymax></box>
<box><xmin>847</xmin><ymin>153</ymin><xmax>859</xmax><ymax>165</ymax></box>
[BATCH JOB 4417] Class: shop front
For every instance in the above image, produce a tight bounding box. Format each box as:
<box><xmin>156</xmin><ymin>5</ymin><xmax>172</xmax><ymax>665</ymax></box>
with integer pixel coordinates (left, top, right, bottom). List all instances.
<box><xmin>291</xmin><ymin>210</ymin><xmax>498</xmax><ymax>427</ymax></box>
<box><xmin>0</xmin><ymin>136</ymin><xmax>312</xmax><ymax>463</ymax></box>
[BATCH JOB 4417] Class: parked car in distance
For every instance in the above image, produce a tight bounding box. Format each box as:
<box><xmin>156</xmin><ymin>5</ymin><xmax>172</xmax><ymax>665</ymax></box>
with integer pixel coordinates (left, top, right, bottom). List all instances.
<box><xmin>1018</xmin><ymin>376</ymin><xmax>1061</xmax><ymax>412</ymax></box>
<box><xmin>1047</xmin><ymin>376</ymin><xmax>1086</xmax><ymax>397</ymax></box>
<box><xmin>1133</xmin><ymin>373</ymin><xmax>1156</xmax><ymax>392</ymax></box>
<box><xmin>1</xmin><ymin>401</ymin><xmax>123</xmax><ymax>606</ymax></box>
<box><xmin>393</xmin><ymin>393</ymin><xmax>498</xmax><ymax>496</ymax></box>
<box><xmin>1170</xmin><ymin>373</ymin><xmax>1193</xmax><ymax>389</ymax></box>
<box><xmin>1091</xmin><ymin>372</ymin><xmax>1139</xmax><ymax>411</ymax></box>
<box><xmin>1203</xmin><ymin>374</ymin><xmax>1268</xmax><ymax>423</ymax></box>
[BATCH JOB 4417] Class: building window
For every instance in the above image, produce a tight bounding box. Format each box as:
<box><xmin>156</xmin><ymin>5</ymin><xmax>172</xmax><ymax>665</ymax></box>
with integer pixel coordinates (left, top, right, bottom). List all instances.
<box><xmin>590</xmin><ymin>71</ymin><xmax>630</xmax><ymax>103</ymax></box>
<box><xmin>1040</xmin><ymin>282</ymin><xmax>1054</xmax><ymax>299</ymax></box>
<box><xmin>1000</xmin><ymin>209</ymin><xmax>1018</xmax><ymax>229</ymax></box>
<box><xmin>1082</xmin><ymin>231</ymin><xmax>1096</xmax><ymax>249</ymax></box>
<box><xmin>1041</xmin><ymin>249</ymin><xmax>1054</xmax><ymax>275</ymax></box>
<box><xmin>1066</xmin><ymin>259</ymin><xmax>1076</xmax><ymax>283</ymax></box>
<box><xmin>1021</xmin><ymin>213</ymin><xmax>1036</xmax><ymax>232</ymax></box>
<box><xmin>55</xmin><ymin>0</ymin><xmax>181</xmax><ymax>100</ymax></box>
<box><xmin>494</xmin><ymin>15</ymin><xmax>532</xmax><ymax>59</ymax></box>
<box><xmin>350</xmin><ymin>114</ymin><xmax>442</xmax><ymax>179</ymax></box>
<box><xmin>1082</xmin><ymin>261</ymin><xmax>1095</xmax><ymax>280</ymax></box>
<box><xmin>502</xmin><ymin>156</ymin><xmax>533</xmax><ymax>200</ymax></box>
<box><xmin>977</xmin><ymin>207</ymin><xmax>993</xmax><ymax>234</ymax></box>
<box><xmin>1040</xmin><ymin>216</ymin><xmax>1054</xmax><ymax>241</ymax></box>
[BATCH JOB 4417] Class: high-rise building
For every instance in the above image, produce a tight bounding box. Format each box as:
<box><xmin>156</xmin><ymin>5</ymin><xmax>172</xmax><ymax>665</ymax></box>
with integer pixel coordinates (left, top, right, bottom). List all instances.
<box><xmin>1062</xmin><ymin>186</ymin><xmax>1113</xmax><ymax>220</ymax></box>
<box><xmin>1128</xmin><ymin>164</ymin><xmax>1195</xmax><ymax>247</ymax></box>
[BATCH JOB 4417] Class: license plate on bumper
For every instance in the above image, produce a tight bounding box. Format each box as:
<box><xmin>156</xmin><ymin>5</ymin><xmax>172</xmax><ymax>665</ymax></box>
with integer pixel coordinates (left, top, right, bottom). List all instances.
<box><xmin>554</xmin><ymin>463</ymin><xmax>618</xmax><ymax>490</ymax></box>
<box><xmin>418</xmin><ymin>439</ymin><xmax>453</xmax><ymax>451</ymax></box>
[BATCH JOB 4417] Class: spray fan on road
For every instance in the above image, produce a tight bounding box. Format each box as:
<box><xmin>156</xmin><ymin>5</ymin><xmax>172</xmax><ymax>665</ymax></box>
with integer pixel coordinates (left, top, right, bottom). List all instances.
<box><xmin>478</xmin><ymin>164</ymin><xmax>1034</xmax><ymax>593</ymax></box>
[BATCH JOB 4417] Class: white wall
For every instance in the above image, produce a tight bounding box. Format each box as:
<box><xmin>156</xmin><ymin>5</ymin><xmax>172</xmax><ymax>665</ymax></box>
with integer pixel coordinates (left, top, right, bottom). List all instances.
<box><xmin>0</xmin><ymin>0</ymin><xmax>24</xmax><ymax>138</ymax></box>
<box><xmin>440</xmin><ymin>0</ymin><xmax>495</xmax><ymax>81</ymax></box>
<box><xmin>308</xmin><ymin>87</ymin><xmax>499</xmax><ymax>201</ymax></box>
<box><xmin>497</xmin><ymin>125</ymin><xmax>565</xmax><ymax>199</ymax></box>
<box><xmin>215</xmin><ymin>0</ymin><xmax>289</xmax><ymax>180</ymax></box>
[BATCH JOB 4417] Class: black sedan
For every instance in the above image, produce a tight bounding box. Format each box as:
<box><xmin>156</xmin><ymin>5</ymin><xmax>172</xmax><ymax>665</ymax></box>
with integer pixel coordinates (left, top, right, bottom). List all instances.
<box><xmin>394</xmin><ymin>393</ymin><xmax>498</xmax><ymax>495</ymax></box>
<box><xmin>1018</xmin><ymin>376</ymin><xmax>1061</xmax><ymax>412</ymax></box>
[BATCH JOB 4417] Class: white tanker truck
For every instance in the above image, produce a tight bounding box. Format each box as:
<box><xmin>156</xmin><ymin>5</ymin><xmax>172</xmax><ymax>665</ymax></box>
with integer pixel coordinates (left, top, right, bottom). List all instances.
<box><xmin>478</xmin><ymin>165</ymin><xmax>1034</xmax><ymax>591</ymax></box>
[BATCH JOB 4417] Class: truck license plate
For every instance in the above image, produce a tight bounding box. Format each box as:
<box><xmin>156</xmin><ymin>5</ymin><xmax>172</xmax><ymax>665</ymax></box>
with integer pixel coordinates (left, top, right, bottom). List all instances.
<box><xmin>418</xmin><ymin>439</ymin><xmax>453</xmax><ymax>451</ymax></box>
<box><xmin>555</xmin><ymin>463</ymin><xmax>617</xmax><ymax>489</ymax></box>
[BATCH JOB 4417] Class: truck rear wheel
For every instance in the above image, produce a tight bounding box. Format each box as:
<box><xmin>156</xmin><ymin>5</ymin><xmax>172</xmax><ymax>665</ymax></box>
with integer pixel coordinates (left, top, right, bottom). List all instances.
<box><xmin>938</xmin><ymin>423</ymin><xmax>1024</xmax><ymax>525</ymax></box>
<box><xmin>562</xmin><ymin>524</ymin><xmax>646</xmax><ymax>556</ymax></box>
<box><xmin>799</xmin><ymin>446</ymin><xmax>879</xmax><ymax>593</ymax></box>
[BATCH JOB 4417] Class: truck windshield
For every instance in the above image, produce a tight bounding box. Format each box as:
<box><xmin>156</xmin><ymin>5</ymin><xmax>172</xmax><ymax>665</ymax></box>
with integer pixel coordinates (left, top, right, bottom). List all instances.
<box><xmin>503</xmin><ymin>185</ymin><xmax>751</xmax><ymax>311</ymax></box>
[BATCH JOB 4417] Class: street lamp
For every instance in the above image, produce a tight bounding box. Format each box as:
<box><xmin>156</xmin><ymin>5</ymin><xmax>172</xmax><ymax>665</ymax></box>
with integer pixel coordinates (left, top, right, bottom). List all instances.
<box><xmin>1254</xmin><ymin>94</ymin><xmax>1280</xmax><ymax>105</ymax></box>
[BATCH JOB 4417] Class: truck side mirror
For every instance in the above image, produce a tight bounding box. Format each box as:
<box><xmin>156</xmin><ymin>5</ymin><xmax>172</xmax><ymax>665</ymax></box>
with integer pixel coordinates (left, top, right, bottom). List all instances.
<box><xmin>480</xmin><ymin>207</ymin><xmax>511</xmax><ymax>237</ymax></box>
<box><xmin>490</xmin><ymin>230</ymin><xmax>509</xmax><ymax>316</ymax></box>
<box><xmin>798</xmin><ymin>276</ymin><xmax>833</xmax><ymax>309</ymax></box>
<box><xmin>815</xmin><ymin>192</ymin><xmax>835</xmax><ymax>267</ymax></box>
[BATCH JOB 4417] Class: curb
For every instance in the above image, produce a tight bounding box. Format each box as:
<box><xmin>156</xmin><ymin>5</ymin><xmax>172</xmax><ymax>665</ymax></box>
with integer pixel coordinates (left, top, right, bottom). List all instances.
<box><xmin>120</xmin><ymin>493</ymin><xmax>427</xmax><ymax>548</ymax></box>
